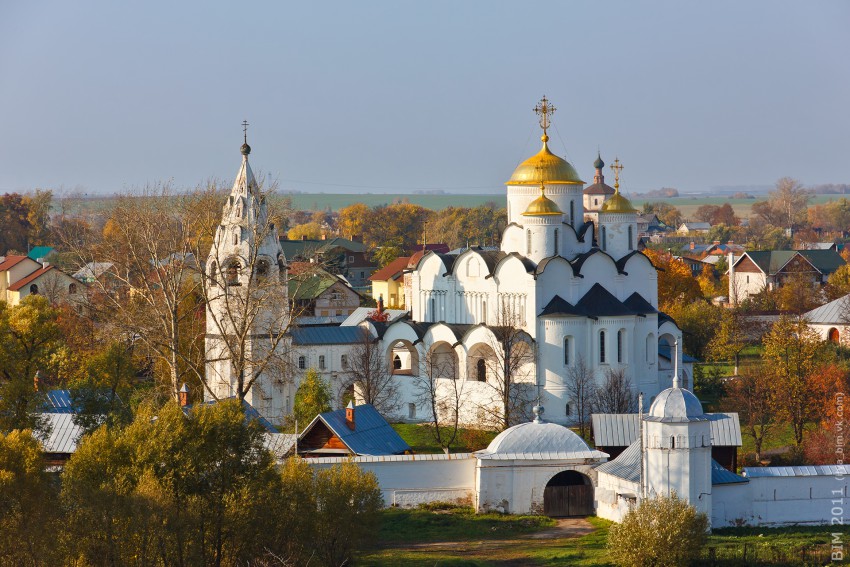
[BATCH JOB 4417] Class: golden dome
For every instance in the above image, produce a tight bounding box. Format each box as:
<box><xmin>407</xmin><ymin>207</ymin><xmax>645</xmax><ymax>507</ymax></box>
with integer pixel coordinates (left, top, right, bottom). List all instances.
<box><xmin>522</xmin><ymin>186</ymin><xmax>563</xmax><ymax>216</ymax></box>
<box><xmin>600</xmin><ymin>191</ymin><xmax>638</xmax><ymax>213</ymax></box>
<box><xmin>507</xmin><ymin>135</ymin><xmax>584</xmax><ymax>186</ymax></box>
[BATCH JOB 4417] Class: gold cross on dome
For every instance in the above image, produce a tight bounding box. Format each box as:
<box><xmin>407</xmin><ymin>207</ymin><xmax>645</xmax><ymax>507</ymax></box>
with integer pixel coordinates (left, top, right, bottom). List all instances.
<box><xmin>610</xmin><ymin>157</ymin><xmax>624</xmax><ymax>191</ymax></box>
<box><xmin>242</xmin><ymin>120</ymin><xmax>249</xmax><ymax>143</ymax></box>
<box><xmin>533</xmin><ymin>96</ymin><xmax>556</xmax><ymax>136</ymax></box>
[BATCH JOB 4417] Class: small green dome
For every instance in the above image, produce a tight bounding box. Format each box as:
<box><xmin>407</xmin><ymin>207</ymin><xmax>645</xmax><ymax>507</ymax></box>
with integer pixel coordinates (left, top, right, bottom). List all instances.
<box><xmin>593</xmin><ymin>153</ymin><xmax>604</xmax><ymax>170</ymax></box>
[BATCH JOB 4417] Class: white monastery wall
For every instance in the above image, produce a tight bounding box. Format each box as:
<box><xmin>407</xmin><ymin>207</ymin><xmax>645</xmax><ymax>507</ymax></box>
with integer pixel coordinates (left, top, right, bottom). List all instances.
<box><xmin>476</xmin><ymin>461</ymin><xmax>597</xmax><ymax>515</ymax></box>
<box><xmin>307</xmin><ymin>454</ymin><xmax>477</xmax><ymax>508</ymax></box>
<box><xmin>595</xmin><ymin>473</ymin><xmax>639</xmax><ymax>523</ymax></box>
<box><xmin>713</xmin><ymin>473</ymin><xmax>850</xmax><ymax>527</ymax></box>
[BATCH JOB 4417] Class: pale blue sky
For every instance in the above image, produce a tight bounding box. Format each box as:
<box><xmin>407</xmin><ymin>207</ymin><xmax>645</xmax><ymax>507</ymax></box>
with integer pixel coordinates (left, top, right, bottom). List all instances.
<box><xmin>1</xmin><ymin>1</ymin><xmax>848</xmax><ymax>196</ymax></box>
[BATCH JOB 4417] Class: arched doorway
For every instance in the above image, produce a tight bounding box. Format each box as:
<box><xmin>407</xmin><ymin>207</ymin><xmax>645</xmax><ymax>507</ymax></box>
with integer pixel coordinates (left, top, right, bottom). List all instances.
<box><xmin>543</xmin><ymin>470</ymin><xmax>593</xmax><ymax>517</ymax></box>
<box><xmin>829</xmin><ymin>328</ymin><xmax>840</xmax><ymax>344</ymax></box>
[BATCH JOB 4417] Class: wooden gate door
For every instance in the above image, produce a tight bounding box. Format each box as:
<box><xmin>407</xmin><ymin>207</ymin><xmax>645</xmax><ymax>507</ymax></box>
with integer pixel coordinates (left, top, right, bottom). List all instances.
<box><xmin>543</xmin><ymin>484</ymin><xmax>593</xmax><ymax>517</ymax></box>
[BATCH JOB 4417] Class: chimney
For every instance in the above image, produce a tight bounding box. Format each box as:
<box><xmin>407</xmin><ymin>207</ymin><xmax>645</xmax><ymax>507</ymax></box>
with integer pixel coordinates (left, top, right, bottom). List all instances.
<box><xmin>321</xmin><ymin>233</ymin><xmax>327</xmax><ymax>240</ymax></box>
<box><xmin>351</xmin><ymin>234</ymin><xmax>363</xmax><ymax>243</ymax></box>
<box><xmin>301</xmin><ymin>235</ymin><xmax>307</xmax><ymax>241</ymax></box>
<box><xmin>345</xmin><ymin>400</ymin><xmax>355</xmax><ymax>430</ymax></box>
<box><xmin>377</xmin><ymin>294</ymin><xmax>384</xmax><ymax>314</ymax></box>
<box><xmin>179</xmin><ymin>383</ymin><xmax>190</xmax><ymax>407</ymax></box>
<box><xmin>713</xmin><ymin>240</ymin><xmax>720</xmax><ymax>246</ymax></box>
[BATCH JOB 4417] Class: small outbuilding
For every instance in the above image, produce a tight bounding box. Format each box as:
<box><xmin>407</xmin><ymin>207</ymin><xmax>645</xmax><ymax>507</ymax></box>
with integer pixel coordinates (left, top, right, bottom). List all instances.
<box><xmin>298</xmin><ymin>402</ymin><xmax>411</xmax><ymax>458</ymax></box>
<box><xmin>474</xmin><ymin>406</ymin><xmax>608</xmax><ymax>516</ymax></box>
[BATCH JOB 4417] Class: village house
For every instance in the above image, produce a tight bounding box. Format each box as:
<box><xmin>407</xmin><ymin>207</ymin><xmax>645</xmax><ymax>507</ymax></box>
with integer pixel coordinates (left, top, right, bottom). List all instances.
<box><xmin>728</xmin><ymin>249</ymin><xmax>846</xmax><ymax>303</ymax></box>
<box><xmin>0</xmin><ymin>254</ymin><xmax>85</xmax><ymax>306</ymax></box>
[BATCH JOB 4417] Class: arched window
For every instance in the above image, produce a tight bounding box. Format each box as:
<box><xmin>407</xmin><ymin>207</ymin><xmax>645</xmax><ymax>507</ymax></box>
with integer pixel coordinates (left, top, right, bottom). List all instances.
<box><xmin>256</xmin><ymin>259</ymin><xmax>270</xmax><ymax>278</ymax></box>
<box><xmin>526</xmin><ymin>229</ymin><xmax>532</xmax><ymax>254</ymax></box>
<box><xmin>482</xmin><ymin>300</ymin><xmax>487</xmax><ymax>324</ymax></box>
<box><xmin>318</xmin><ymin>355</ymin><xmax>326</xmax><ymax>370</ymax></box>
<box><xmin>297</xmin><ymin>356</ymin><xmax>306</xmax><ymax>370</ymax></box>
<box><xmin>68</xmin><ymin>283</ymin><xmax>77</xmax><ymax>295</ymax></box>
<box><xmin>628</xmin><ymin>225</ymin><xmax>634</xmax><ymax>251</ymax></box>
<box><xmin>29</xmin><ymin>284</ymin><xmax>38</xmax><ymax>295</ymax></box>
<box><xmin>234</xmin><ymin>199</ymin><xmax>243</xmax><ymax>218</ymax></box>
<box><xmin>570</xmin><ymin>201</ymin><xmax>575</xmax><ymax>226</ymax></box>
<box><xmin>601</xmin><ymin>226</ymin><xmax>607</xmax><ymax>251</ymax></box>
<box><xmin>429</xmin><ymin>297</ymin><xmax>436</xmax><ymax>322</ymax></box>
<box><xmin>563</xmin><ymin>336</ymin><xmax>572</xmax><ymax>366</ymax></box>
<box><xmin>226</xmin><ymin>260</ymin><xmax>241</xmax><ymax>286</ymax></box>
<box><xmin>476</xmin><ymin>358</ymin><xmax>486</xmax><ymax>382</ymax></box>
<box><xmin>599</xmin><ymin>330</ymin><xmax>607</xmax><ymax>363</ymax></box>
<box><xmin>554</xmin><ymin>228</ymin><xmax>559</xmax><ymax>255</ymax></box>
<box><xmin>341</xmin><ymin>354</ymin><xmax>348</xmax><ymax>369</ymax></box>
<box><xmin>617</xmin><ymin>329</ymin><xmax>625</xmax><ymax>363</ymax></box>
<box><xmin>232</xmin><ymin>228</ymin><xmax>239</xmax><ymax>245</ymax></box>
<box><xmin>565</xmin><ymin>403</ymin><xmax>571</xmax><ymax>416</ymax></box>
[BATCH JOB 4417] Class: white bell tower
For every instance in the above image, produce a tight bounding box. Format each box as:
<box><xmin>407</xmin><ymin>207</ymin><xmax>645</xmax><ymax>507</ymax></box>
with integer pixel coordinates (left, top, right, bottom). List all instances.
<box><xmin>204</xmin><ymin>124</ymin><xmax>289</xmax><ymax>421</ymax></box>
<box><xmin>642</xmin><ymin>340</ymin><xmax>713</xmax><ymax>523</ymax></box>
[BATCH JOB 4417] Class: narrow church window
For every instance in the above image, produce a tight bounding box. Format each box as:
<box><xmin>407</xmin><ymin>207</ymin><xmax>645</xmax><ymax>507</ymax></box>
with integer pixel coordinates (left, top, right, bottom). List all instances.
<box><xmin>628</xmin><ymin>226</ymin><xmax>634</xmax><ymax>251</ymax></box>
<box><xmin>210</xmin><ymin>262</ymin><xmax>218</xmax><ymax>283</ymax></box>
<box><xmin>393</xmin><ymin>355</ymin><xmax>402</xmax><ymax>370</ymax></box>
<box><xmin>570</xmin><ymin>201</ymin><xmax>575</xmax><ymax>226</ymax></box>
<box><xmin>646</xmin><ymin>333</ymin><xmax>654</xmax><ymax>363</ymax></box>
<box><xmin>565</xmin><ymin>403</ymin><xmax>571</xmax><ymax>416</ymax></box>
<box><xmin>232</xmin><ymin>228</ymin><xmax>239</xmax><ymax>245</ymax></box>
<box><xmin>429</xmin><ymin>297</ymin><xmax>436</xmax><ymax>322</ymax></box>
<box><xmin>599</xmin><ymin>330</ymin><xmax>606</xmax><ymax>363</ymax></box>
<box><xmin>235</xmin><ymin>199</ymin><xmax>243</xmax><ymax>218</ymax></box>
<box><xmin>670</xmin><ymin>436</ymin><xmax>676</xmax><ymax>449</ymax></box>
<box><xmin>298</xmin><ymin>356</ymin><xmax>306</xmax><ymax>370</ymax></box>
<box><xmin>526</xmin><ymin>229</ymin><xmax>532</xmax><ymax>254</ymax></box>
<box><xmin>554</xmin><ymin>228</ymin><xmax>559</xmax><ymax>255</ymax></box>
<box><xmin>617</xmin><ymin>329</ymin><xmax>624</xmax><ymax>363</ymax></box>
<box><xmin>477</xmin><ymin>358</ymin><xmax>486</xmax><ymax>382</ymax></box>
<box><xmin>482</xmin><ymin>300</ymin><xmax>487</xmax><ymax>324</ymax></box>
<box><xmin>341</xmin><ymin>354</ymin><xmax>348</xmax><ymax>369</ymax></box>
<box><xmin>408</xmin><ymin>403</ymin><xmax>416</xmax><ymax>419</ymax></box>
<box><xmin>601</xmin><ymin>227</ymin><xmax>607</xmax><ymax>251</ymax></box>
<box><xmin>563</xmin><ymin>336</ymin><xmax>571</xmax><ymax>366</ymax></box>
<box><xmin>319</xmin><ymin>355</ymin><xmax>326</xmax><ymax>370</ymax></box>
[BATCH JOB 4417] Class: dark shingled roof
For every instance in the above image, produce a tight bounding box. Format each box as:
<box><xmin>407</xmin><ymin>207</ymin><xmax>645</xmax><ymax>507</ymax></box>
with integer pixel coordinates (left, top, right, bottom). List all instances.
<box><xmin>575</xmin><ymin>283</ymin><xmax>637</xmax><ymax>317</ymax></box>
<box><xmin>623</xmin><ymin>292</ymin><xmax>657</xmax><ymax>315</ymax></box>
<box><xmin>741</xmin><ymin>249</ymin><xmax>846</xmax><ymax>276</ymax></box>
<box><xmin>539</xmin><ymin>295</ymin><xmax>590</xmax><ymax>318</ymax></box>
<box><xmin>583</xmin><ymin>182</ymin><xmax>616</xmax><ymax>196</ymax></box>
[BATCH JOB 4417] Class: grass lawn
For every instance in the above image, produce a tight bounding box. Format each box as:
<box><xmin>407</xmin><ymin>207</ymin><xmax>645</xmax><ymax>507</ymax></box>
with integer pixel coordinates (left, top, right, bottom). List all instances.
<box><xmin>392</xmin><ymin>423</ymin><xmax>498</xmax><ymax>454</ymax></box>
<box><xmin>359</xmin><ymin>506</ymin><xmax>838</xmax><ymax>566</ymax></box>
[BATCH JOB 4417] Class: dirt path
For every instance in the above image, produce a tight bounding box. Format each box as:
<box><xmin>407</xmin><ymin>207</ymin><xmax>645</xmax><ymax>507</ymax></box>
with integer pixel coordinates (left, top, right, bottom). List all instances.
<box><xmin>525</xmin><ymin>517</ymin><xmax>594</xmax><ymax>539</ymax></box>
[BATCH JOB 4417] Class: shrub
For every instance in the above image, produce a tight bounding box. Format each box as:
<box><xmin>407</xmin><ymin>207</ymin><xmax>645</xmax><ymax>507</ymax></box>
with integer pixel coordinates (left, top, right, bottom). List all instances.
<box><xmin>608</xmin><ymin>493</ymin><xmax>709</xmax><ymax>567</ymax></box>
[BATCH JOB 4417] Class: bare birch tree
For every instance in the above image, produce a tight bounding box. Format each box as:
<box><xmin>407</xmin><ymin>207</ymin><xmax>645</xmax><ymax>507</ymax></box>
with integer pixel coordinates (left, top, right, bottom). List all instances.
<box><xmin>343</xmin><ymin>330</ymin><xmax>399</xmax><ymax>415</ymax></box>
<box><xmin>57</xmin><ymin>185</ymin><xmax>207</xmax><ymax>399</ymax></box>
<box><xmin>414</xmin><ymin>346</ymin><xmax>467</xmax><ymax>453</ymax></box>
<box><xmin>564</xmin><ymin>355</ymin><xmax>594</xmax><ymax>439</ymax></box>
<box><xmin>592</xmin><ymin>367</ymin><xmax>637</xmax><ymax>414</ymax></box>
<box><xmin>479</xmin><ymin>296</ymin><xmax>536</xmax><ymax>430</ymax></box>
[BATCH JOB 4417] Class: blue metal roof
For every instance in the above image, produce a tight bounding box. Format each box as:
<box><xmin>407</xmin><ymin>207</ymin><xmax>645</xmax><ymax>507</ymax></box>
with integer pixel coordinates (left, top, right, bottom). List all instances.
<box><xmin>711</xmin><ymin>459</ymin><xmax>748</xmax><ymax>484</ymax></box>
<box><xmin>27</xmin><ymin>246</ymin><xmax>54</xmax><ymax>261</ymax></box>
<box><xmin>312</xmin><ymin>404</ymin><xmax>410</xmax><ymax>456</ymax></box>
<box><xmin>291</xmin><ymin>325</ymin><xmax>368</xmax><ymax>345</ymax></box>
<box><xmin>743</xmin><ymin>465</ymin><xmax>849</xmax><ymax>478</ymax></box>
<box><xmin>44</xmin><ymin>389</ymin><xmax>75</xmax><ymax>413</ymax></box>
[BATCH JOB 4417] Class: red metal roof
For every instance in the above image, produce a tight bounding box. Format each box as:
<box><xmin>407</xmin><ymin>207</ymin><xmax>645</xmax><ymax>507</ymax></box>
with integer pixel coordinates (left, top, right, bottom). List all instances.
<box><xmin>7</xmin><ymin>266</ymin><xmax>53</xmax><ymax>291</ymax></box>
<box><xmin>0</xmin><ymin>255</ymin><xmax>29</xmax><ymax>272</ymax></box>
<box><xmin>368</xmin><ymin>256</ymin><xmax>410</xmax><ymax>282</ymax></box>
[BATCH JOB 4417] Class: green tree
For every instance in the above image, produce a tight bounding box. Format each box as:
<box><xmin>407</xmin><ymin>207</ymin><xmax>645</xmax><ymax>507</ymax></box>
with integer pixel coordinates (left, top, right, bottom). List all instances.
<box><xmin>762</xmin><ymin>316</ymin><xmax>829</xmax><ymax>446</ymax></box>
<box><xmin>70</xmin><ymin>341</ymin><xmax>137</xmax><ymax>434</ymax></box>
<box><xmin>0</xmin><ymin>296</ymin><xmax>65</xmax><ymax>434</ymax></box>
<box><xmin>608</xmin><ymin>493</ymin><xmax>709</xmax><ymax>567</ymax></box>
<box><xmin>314</xmin><ymin>461</ymin><xmax>383</xmax><ymax>567</ymax></box>
<box><xmin>292</xmin><ymin>368</ymin><xmax>332</xmax><ymax>428</ymax></box>
<box><xmin>706</xmin><ymin>308</ymin><xmax>752</xmax><ymax>374</ymax></box>
<box><xmin>664</xmin><ymin>300</ymin><xmax>723</xmax><ymax>361</ymax></box>
<box><xmin>826</xmin><ymin>264</ymin><xmax>850</xmax><ymax>300</ymax></box>
<box><xmin>0</xmin><ymin>430</ymin><xmax>61</xmax><ymax>565</ymax></box>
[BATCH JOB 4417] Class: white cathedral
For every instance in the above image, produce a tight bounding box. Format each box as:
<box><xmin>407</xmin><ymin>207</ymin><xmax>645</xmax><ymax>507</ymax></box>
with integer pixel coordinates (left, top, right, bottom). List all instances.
<box><xmin>205</xmin><ymin>98</ymin><xmax>687</xmax><ymax>427</ymax></box>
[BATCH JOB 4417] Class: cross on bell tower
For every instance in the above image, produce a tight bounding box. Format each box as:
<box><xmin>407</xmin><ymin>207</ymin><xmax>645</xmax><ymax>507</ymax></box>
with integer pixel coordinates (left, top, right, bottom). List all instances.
<box><xmin>533</xmin><ymin>96</ymin><xmax>556</xmax><ymax>138</ymax></box>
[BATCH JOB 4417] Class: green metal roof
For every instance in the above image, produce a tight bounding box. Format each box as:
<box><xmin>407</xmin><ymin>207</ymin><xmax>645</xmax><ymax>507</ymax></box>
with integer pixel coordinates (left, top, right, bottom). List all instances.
<box><xmin>27</xmin><ymin>246</ymin><xmax>54</xmax><ymax>261</ymax></box>
<box><xmin>742</xmin><ymin>249</ymin><xmax>845</xmax><ymax>275</ymax></box>
<box><xmin>280</xmin><ymin>237</ymin><xmax>366</xmax><ymax>260</ymax></box>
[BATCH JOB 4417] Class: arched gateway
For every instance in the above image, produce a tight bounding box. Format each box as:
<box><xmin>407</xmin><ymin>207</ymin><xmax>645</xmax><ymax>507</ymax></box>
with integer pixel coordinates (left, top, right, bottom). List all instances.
<box><xmin>543</xmin><ymin>470</ymin><xmax>594</xmax><ymax>517</ymax></box>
